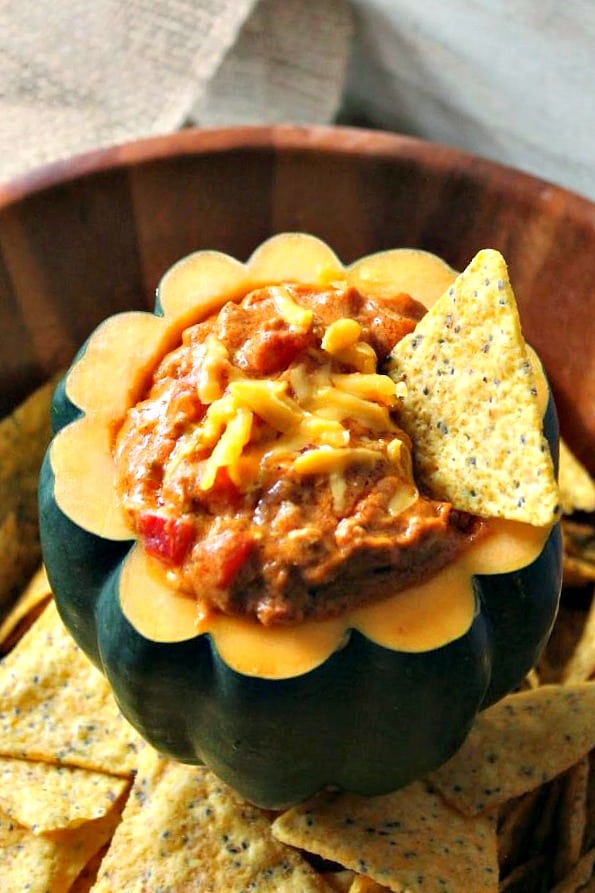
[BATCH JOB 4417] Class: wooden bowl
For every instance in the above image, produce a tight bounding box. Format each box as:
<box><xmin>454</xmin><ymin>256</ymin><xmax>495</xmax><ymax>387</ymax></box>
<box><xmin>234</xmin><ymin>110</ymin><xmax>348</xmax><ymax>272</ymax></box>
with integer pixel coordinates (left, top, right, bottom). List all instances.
<box><xmin>1</xmin><ymin>125</ymin><xmax>594</xmax><ymax>472</ymax></box>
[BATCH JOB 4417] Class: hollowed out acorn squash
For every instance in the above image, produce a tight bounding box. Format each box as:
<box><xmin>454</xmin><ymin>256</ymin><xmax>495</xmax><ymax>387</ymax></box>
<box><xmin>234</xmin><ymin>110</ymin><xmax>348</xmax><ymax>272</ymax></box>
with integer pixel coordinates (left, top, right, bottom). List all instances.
<box><xmin>39</xmin><ymin>234</ymin><xmax>562</xmax><ymax>808</ymax></box>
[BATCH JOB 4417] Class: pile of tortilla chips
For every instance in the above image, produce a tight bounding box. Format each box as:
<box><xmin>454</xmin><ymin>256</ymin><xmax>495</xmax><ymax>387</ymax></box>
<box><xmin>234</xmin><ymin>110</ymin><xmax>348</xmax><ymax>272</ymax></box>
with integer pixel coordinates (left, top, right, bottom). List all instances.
<box><xmin>1</xmin><ymin>249</ymin><xmax>594</xmax><ymax>891</ymax></box>
<box><xmin>0</xmin><ymin>377</ymin><xmax>57</xmax><ymax>611</ymax></box>
<box><xmin>0</xmin><ymin>406</ymin><xmax>594</xmax><ymax>893</ymax></box>
<box><xmin>0</xmin><ymin>568</ymin><xmax>594</xmax><ymax>892</ymax></box>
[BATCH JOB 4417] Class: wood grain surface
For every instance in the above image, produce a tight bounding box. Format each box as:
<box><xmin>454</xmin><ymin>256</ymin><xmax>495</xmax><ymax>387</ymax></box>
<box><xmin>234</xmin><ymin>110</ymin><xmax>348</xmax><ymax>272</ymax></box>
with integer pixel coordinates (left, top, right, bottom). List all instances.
<box><xmin>0</xmin><ymin>125</ymin><xmax>593</xmax><ymax>471</ymax></box>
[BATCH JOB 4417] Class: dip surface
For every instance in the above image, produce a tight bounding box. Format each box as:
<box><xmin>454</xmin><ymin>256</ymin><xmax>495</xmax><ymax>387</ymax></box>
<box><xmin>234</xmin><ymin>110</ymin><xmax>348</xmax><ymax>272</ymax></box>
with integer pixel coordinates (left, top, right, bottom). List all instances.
<box><xmin>114</xmin><ymin>282</ymin><xmax>482</xmax><ymax>625</ymax></box>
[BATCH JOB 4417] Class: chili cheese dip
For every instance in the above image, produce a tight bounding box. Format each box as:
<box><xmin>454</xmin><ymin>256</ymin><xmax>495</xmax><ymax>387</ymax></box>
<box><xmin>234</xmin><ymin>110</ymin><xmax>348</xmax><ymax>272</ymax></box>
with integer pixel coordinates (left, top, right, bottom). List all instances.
<box><xmin>114</xmin><ymin>282</ymin><xmax>483</xmax><ymax>625</ymax></box>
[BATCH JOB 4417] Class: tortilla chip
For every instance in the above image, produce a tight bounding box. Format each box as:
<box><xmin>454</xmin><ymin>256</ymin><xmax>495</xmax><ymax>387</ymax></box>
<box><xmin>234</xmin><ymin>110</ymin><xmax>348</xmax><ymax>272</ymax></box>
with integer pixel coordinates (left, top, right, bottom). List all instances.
<box><xmin>567</xmin><ymin>878</ymin><xmax>595</xmax><ymax>893</ymax></box>
<box><xmin>0</xmin><ymin>512</ymin><xmax>40</xmax><ymax>615</ymax></box>
<box><xmin>429</xmin><ymin>684</ymin><xmax>595</xmax><ymax>815</ymax></box>
<box><xmin>552</xmin><ymin>755</ymin><xmax>590</xmax><ymax>882</ymax></box>
<box><xmin>539</xmin><ymin>604</ymin><xmax>591</xmax><ymax>684</ymax></box>
<box><xmin>527</xmin><ymin>775</ymin><xmax>564</xmax><ymax>860</ymax></box>
<box><xmin>272</xmin><ymin>781</ymin><xmax>498</xmax><ymax>893</ymax></box>
<box><xmin>563</xmin><ymin>521</ymin><xmax>595</xmax><ymax>588</ymax></box>
<box><xmin>349</xmin><ymin>877</ymin><xmax>390</xmax><ymax>892</ymax></box>
<box><xmin>323</xmin><ymin>870</ymin><xmax>355</xmax><ymax>892</ymax></box>
<box><xmin>388</xmin><ymin>249</ymin><xmax>559</xmax><ymax>525</ymax></box>
<box><xmin>559</xmin><ymin>439</ymin><xmax>595</xmax><ymax>515</ymax></box>
<box><xmin>548</xmin><ymin>848</ymin><xmax>595</xmax><ymax>893</ymax></box>
<box><xmin>563</xmin><ymin>521</ymin><xmax>595</xmax><ymax>559</ymax></box>
<box><xmin>0</xmin><ymin>565</ymin><xmax>52</xmax><ymax>654</ymax></box>
<box><xmin>585</xmin><ymin>752</ymin><xmax>595</xmax><ymax>854</ymax></box>
<box><xmin>0</xmin><ymin>377</ymin><xmax>57</xmax><ymax>609</ymax></box>
<box><xmin>497</xmin><ymin>789</ymin><xmax>541</xmax><ymax>873</ymax></box>
<box><xmin>562</xmin><ymin>592</ymin><xmax>595</xmax><ymax>683</ymax></box>
<box><xmin>0</xmin><ymin>756</ymin><xmax>129</xmax><ymax>833</ymax></box>
<box><xmin>0</xmin><ymin>799</ymin><xmax>122</xmax><ymax>893</ymax></box>
<box><xmin>524</xmin><ymin>668</ymin><xmax>541</xmax><ymax>689</ymax></box>
<box><xmin>68</xmin><ymin>846</ymin><xmax>109</xmax><ymax>893</ymax></box>
<box><xmin>91</xmin><ymin>746</ymin><xmax>327</xmax><ymax>892</ymax></box>
<box><xmin>564</xmin><ymin>555</ymin><xmax>595</xmax><ymax>589</ymax></box>
<box><xmin>498</xmin><ymin>856</ymin><xmax>546</xmax><ymax>893</ymax></box>
<box><xmin>0</xmin><ymin>600</ymin><xmax>142</xmax><ymax>776</ymax></box>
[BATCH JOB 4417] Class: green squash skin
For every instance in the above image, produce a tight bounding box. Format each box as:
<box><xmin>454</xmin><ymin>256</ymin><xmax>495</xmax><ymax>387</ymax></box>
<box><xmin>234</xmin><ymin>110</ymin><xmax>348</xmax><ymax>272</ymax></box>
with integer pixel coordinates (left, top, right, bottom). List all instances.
<box><xmin>39</xmin><ymin>365</ymin><xmax>562</xmax><ymax>809</ymax></box>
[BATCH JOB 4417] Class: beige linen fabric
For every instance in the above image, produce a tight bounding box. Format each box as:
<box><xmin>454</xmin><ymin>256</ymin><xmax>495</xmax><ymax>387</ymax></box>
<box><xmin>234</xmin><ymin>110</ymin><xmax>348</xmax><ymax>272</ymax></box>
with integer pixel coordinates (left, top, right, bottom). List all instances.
<box><xmin>1</xmin><ymin>0</ymin><xmax>593</xmax><ymax>200</ymax></box>
<box><xmin>344</xmin><ymin>0</ymin><xmax>595</xmax><ymax>200</ymax></box>
<box><xmin>195</xmin><ymin>0</ymin><xmax>353</xmax><ymax>127</ymax></box>
<box><xmin>0</xmin><ymin>0</ymin><xmax>353</xmax><ymax>182</ymax></box>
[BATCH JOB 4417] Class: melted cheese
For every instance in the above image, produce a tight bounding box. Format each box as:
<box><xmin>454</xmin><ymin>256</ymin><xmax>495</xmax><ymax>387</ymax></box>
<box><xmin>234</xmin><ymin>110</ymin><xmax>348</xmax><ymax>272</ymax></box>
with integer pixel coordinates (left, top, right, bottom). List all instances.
<box><xmin>321</xmin><ymin>317</ymin><xmax>378</xmax><ymax>372</ymax></box>
<box><xmin>309</xmin><ymin>387</ymin><xmax>392</xmax><ymax>431</ymax></box>
<box><xmin>330</xmin><ymin>471</ymin><xmax>348</xmax><ymax>513</ymax></box>
<box><xmin>331</xmin><ymin>373</ymin><xmax>398</xmax><ymax>404</ymax></box>
<box><xmin>332</xmin><ymin>341</ymin><xmax>378</xmax><ymax>374</ymax></box>
<box><xmin>270</xmin><ymin>285</ymin><xmax>313</xmax><ymax>330</ymax></box>
<box><xmin>196</xmin><ymin>335</ymin><xmax>229</xmax><ymax>404</ymax></box>
<box><xmin>200</xmin><ymin>407</ymin><xmax>253</xmax><ymax>490</ymax></box>
<box><xmin>187</xmin><ymin>316</ymin><xmax>407</xmax><ymax>492</ymax></box>
<box><xmin>292</xmin><ymin>446</ymin><xmax>383</xmax><ymax>475</ymax></box>
<box><xmin>321</xmin><ymin>318</ymin><xmax>361</xmax><ymax>353</ymax></box>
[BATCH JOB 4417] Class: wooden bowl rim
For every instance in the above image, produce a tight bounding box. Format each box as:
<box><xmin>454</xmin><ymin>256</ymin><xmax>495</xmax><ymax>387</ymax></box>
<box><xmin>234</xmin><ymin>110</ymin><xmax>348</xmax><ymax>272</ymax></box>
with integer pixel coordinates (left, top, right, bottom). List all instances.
<box><xmin>1</xmin><ymin>124</ymin><xmax>595</xmax><ymax>228</ymax></box>
<box><xmin>1</xmin><ymin>124</ymin><xmax>594</xmax><ymax>467</ymax></box>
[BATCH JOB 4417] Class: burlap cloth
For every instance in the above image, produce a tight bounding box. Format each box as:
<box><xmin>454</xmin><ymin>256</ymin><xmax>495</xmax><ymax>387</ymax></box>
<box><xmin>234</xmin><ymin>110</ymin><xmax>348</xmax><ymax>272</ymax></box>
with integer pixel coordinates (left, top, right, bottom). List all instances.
<box><xmin>0</xmin><ymin>0</ymin><xmax>353</xmax><ymax>183</ymax></box>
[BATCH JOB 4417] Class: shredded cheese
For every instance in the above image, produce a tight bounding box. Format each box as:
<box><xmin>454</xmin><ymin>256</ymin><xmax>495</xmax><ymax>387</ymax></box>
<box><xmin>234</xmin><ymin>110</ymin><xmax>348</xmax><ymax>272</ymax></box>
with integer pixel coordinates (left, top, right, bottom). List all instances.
<box><xmin>336</xmin><ymin>341</ymin><xmax>378</xmax><ymax>374</ymax></box>
<box><xmin>187</xmin><ymin>303</ymin><xmax>414</xmax><ymax>501</ymax></box>
<box><xmin>299</xmin><ymin>415</ymin><xmax>349</xmax><ymax>447</ymax></box>
<box><xmin>330</xmin><ymin>471</ymin><xmax>348</xmax><ymax>512</ymax></box>
<box><xmin>321</xmin><ymin>318</ymin><xmax>361</xmax><ymax>354</ymax></box>
<box><xmin>200</xmin><ymin>406</ymin><xmax>253</xmax><ymax>490</ymax></box>
<box><xmin>288</xmin><ymin>363</ymin><xmax>314</xmax><ymax>402</ymax></box>
<box><xmin>386</xmin><ymin>438</ymin><xmax>418</xmax><ymax>515</ymax></box>
<box><xmin>388</xmin><ymin>483</ymin><xmax>419</xmax><ymax>517</ymax></box>
<box><xmin>331</xmin><ymin>373</ymin><xmax>398</xmax><ymax>405</ymax></box>
<box><xmin>271</xmin><ymin>286</ymin><xmax>314</xmax><ymax>331</ymax></box>
<box><xmin>321</xmin><ymin>318</ymin><xmax>377</xmax><ymax>372</ymax></box>
<box><xmin>293</xmin><ymin>446</ymin><xmax>383</xmax><ymax>475</ymax></box>
<box><xmin>197</xmin><ymin>394</ymin><xmax>238</xmax><ymax>449</ymax></box>
<box><xmin>228</xmin><ymin>380</ymin><xmax>301</xmax><ymax>433</ymax></box>
<box><xmin>309</xmin><ymin>387</ymin><xmax>392</xmax><ymax>431</ymax></box>
<box><xmin>196</xmin><ymin>335</ymin><xmax>230</xmax><ymax>404</ymax></box>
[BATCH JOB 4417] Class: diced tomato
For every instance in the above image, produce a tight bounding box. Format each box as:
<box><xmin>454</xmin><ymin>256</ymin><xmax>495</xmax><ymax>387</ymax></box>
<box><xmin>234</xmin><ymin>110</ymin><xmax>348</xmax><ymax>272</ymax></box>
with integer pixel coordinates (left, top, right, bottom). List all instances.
<box><xmin>199</xmin><ymin>530</ymin><xmax>255</xmax><ymax>589</ymax></box>
<box><xmin>218</xmin><ymin>533</ymin><xmax>254</xmax><ymax>589</ymax></box>
<box><xmin>244</xmin><ymin>329</ymin><xmax>315</xmax><ymax>376</ymax></box>
<box><xmin>200</xmin><ymin>467</ymin><xmax>243</xmax><ymax>515</ymax></box>
<box><xmin>211</xmin><ymin>467</ymin><xmax>239</xmax><ymax>497</ymax></box>
<box><xmin>137</xmin><ymin>512</ymin><xmax>195</xmax><ymax>566</ymax></box>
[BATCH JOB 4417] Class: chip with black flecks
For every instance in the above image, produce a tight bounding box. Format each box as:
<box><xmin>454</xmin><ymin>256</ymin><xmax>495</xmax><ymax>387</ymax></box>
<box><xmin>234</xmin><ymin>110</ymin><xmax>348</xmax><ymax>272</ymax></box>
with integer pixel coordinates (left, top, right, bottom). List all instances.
<box><xmin>429</xmin><ymin>684</ymin><xmax>595</xmax><ymax>816</ymax></box>
<box><xmin>0</xmin><ymin>600</ymin><xmax>142</xmax><ymax>776</ymax></box>
<box><xmin>272</xmin><ymin>780</ymin><xmax>499</xmax><ymax>892</ymax></box>
<box><xmin>388</xmin><ymin>249</ymin><xmax>559</xmax><ymax>526</ymax></box>
<box><xmin>90</xmin><ymin>746</ymin><xmax>327</xmax><ymax>892</ymax></box>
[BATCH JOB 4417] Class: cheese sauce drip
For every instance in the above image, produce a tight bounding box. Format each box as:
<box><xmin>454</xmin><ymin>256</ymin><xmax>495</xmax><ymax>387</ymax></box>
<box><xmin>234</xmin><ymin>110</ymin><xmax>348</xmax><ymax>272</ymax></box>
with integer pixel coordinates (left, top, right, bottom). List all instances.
<box><xmin>114</xmin><ymin>281</ymin><xmax>483</xmax><ymax>625</ymax></box>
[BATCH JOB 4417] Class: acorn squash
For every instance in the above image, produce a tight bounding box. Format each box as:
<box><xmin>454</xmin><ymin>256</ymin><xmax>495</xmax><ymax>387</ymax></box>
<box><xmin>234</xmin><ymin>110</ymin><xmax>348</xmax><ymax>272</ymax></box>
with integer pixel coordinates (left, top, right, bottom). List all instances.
<box><xmin>39</xmin><ymin>234</ymin><xmax>562</xmax><ymax>808</ymax></box>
